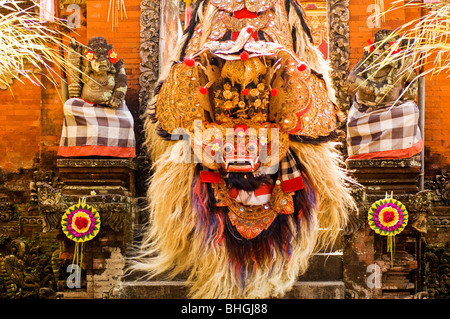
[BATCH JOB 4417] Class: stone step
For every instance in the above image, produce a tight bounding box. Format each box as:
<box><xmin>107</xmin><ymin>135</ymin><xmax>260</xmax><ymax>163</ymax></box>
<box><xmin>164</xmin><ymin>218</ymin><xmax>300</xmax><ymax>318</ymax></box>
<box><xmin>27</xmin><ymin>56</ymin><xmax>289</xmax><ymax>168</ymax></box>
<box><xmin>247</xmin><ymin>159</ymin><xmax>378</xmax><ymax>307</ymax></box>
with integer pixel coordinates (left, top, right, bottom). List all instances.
<box><xmin>117</xmin><ymin>252</ymin><xmax>344</xmax><ymax>299</ymax></box>
<box><xmin>300</xmin><ymin>253</ymin><xmax>343</xmax><ymax>281</ymax></box>
<box><xmin>115</xmin><ymin>280</ymin><xmax>345</xmax><ymax>299</ymax></box>
<box><xmin>124</xmin><ymin>252</ymin><xmax>343</xmax><ymax>282</ymax></box>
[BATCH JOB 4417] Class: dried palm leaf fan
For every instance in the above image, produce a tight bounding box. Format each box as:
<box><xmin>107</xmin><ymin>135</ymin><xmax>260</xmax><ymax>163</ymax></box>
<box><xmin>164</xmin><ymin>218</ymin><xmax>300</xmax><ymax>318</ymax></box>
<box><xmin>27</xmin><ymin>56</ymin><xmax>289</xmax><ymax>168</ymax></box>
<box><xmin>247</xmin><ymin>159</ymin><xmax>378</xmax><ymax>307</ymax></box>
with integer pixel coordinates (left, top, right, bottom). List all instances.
<box><xmin>0</xmin><ymin>1</ymin><xmax>83</xmax><ymax>98</ymax></box>
<box><xmin>366</xmin><ymin>0</ymin><xmax>450</xmax><ymax>80</ymax></box>
<box><xmin>376</xmin><ymin>0</ymin><xmax>386</xmax><ymax>23</ymax></box>
<box><xmin>108</xmin><ymin>0</ymin><xmax>128</xmax><ymax>30</ymax></box>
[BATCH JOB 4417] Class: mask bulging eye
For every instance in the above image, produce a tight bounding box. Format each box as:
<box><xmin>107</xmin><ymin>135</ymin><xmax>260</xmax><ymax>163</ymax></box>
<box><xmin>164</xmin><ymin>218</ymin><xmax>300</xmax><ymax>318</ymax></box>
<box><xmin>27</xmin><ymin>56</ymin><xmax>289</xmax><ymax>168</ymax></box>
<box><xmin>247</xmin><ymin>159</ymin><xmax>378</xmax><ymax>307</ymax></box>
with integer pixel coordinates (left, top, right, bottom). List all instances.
<box><xmin>247</xmin><ymin>141</ymin><xmax>258</xmax><ymax>154</ymax></box>
<box><xmin>224</xmin><ymin>142</ymin><xmax>234</xmax><ymax>155</ymax></box>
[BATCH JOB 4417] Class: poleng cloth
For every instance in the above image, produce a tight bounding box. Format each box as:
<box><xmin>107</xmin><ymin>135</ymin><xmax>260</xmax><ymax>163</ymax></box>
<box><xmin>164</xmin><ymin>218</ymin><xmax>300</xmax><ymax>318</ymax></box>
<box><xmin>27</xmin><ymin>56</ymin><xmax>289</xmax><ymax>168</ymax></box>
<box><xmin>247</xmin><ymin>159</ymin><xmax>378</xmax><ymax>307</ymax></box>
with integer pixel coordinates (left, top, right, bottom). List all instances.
<box><xmin>58</xmin><ymin>98</ymin><xmax>136</xmax><ymax>158</ymax></box>
<box><xmin>200</xmin><ymin>149</ymin><xmax>305</xmax><ymax>193</ymax></box>
<box><xmin>346</xmin><ymin>99</ymin><xmax>423</xmax><ymax>160</ymax></box>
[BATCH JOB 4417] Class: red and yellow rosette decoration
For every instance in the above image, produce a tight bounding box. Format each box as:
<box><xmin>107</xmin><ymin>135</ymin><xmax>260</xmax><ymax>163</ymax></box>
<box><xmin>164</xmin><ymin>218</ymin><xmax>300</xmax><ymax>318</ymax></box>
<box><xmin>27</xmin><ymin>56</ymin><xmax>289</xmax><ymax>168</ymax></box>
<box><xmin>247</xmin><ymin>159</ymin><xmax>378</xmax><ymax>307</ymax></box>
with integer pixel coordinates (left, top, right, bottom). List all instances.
<box><xmin>108</xmin><ymin>49</ymin><xmax>119</xmax><ymax>64</ymax></box>
<box><xmin>368</xmin><ymin>193</ymin><xmax>408</xmax><ymax>266</ymax></box>
<box><xmin>85</xmin><ymin>51</ymin><xmax>95</xmax><ymax>61</ymax></box>
<box><xmin>61</xmin><ymin>198</ymin><xmax>101</xmax><ymax>280</ymax></box>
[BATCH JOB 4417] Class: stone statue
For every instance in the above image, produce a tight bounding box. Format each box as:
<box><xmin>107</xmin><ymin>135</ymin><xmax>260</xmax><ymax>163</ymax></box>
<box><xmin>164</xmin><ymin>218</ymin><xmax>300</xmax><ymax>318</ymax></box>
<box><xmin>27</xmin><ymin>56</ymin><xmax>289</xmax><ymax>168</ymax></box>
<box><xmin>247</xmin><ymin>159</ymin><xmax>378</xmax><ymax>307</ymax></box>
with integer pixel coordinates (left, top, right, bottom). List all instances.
<box><xmin>348</xmin><ymin>29</ymin><xmax>417</xmax><ymax>107</ymax></box>
<box><xmin>67</xmin><ymin>37</ymin><xmax>127</xmax><ymax>108</ymax></box>
<box><xmin>346</xmin><ymin>29</ymin><xmax>423</xmax><ymax>160</ymax></box>
<box><xmin>58</xmin><ymin>37</ymin><xmax>135</xmax><ymax>158</ymax></box>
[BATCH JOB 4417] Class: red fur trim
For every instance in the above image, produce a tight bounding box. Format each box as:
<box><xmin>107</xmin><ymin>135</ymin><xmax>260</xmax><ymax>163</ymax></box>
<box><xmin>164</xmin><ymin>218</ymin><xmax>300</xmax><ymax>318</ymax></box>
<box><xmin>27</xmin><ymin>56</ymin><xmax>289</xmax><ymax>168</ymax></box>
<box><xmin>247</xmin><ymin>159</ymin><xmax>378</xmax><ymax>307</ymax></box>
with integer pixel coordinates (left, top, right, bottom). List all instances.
<box><xmin>281</xmin><ymin>176</ymin><xmax>305</xmax><ymax>193</ymax></box>
<box><xmin>229</xmin><ymin>188</ymin><xmax>239</xmax><ymax>198</ymax></box>
<box><xmin>200</xmin><ymin>170</ymin><xmax>222</xmax><ymax>183</ymax></box>
<box><xmin>254</xmin><ymin>184</ymin><xmax>274</xmax><ymax>196</ymax></box>
<box><xmin>229</xmin><ymin>184</ymin><xmax>274</xmax><ymax>198</ymax></box>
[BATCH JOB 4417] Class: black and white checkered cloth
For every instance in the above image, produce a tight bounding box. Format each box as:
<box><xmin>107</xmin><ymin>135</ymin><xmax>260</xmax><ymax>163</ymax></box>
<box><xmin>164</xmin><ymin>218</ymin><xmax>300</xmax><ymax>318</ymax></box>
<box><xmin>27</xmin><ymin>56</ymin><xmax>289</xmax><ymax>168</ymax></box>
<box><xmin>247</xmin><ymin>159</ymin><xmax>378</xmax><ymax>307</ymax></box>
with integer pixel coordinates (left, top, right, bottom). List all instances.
<box><xmin>347</xmin><ymin>99</ymin><xmax>422</xmax><ymax>159</ymax></box>
<box><xmin>58</xmin><ymin>98</ymin><xmax>136</xmax><ymax>158</ymax></box>
<box><xmin>200</xmin><ymin>149</ymin><xmax>305</xmax><ymax>192</ymax></box>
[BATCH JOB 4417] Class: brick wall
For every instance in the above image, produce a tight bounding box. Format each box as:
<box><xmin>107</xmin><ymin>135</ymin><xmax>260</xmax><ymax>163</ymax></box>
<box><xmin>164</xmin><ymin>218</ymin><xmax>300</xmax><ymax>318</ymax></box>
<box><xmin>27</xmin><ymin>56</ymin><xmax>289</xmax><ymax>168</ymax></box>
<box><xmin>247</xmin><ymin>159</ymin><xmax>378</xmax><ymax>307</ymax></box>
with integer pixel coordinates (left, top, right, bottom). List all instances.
<box><xmin>348</xmin><ymin>0</ymin><xmax>450</xmax><ymax>177</ymax></box>
<box><xmin>0</xmin><ymin>0</ymin><xmax>448</xmax><ymax>177</ymax></box>
<box><xmin>423</xmin><ymin>70</ymin><xmax>450</xmax><ymax>177</ymax></box>
<box><xmin>0</xmin><ymin>79</ymin><xmax>41</xmax><ymax>171</ymax></box>
<box><xmin>0</xmin><ymin>0</ymin><xmax>141</xmax><ymax>173</ymax></box>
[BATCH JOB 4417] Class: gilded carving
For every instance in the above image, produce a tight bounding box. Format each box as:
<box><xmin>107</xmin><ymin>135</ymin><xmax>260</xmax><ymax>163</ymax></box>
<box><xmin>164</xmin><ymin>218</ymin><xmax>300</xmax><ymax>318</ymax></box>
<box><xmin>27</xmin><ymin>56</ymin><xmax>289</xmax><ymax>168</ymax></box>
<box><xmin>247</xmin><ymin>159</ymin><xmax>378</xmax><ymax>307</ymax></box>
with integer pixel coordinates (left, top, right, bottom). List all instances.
<box><xmin>328</xmin><ymin>0</ymin><xmax>350</xmax><ymax>114</ymax></box>
<box><xmin>30</xmin><ymin>171</ymin><xmax>65</xmax><ymax>233</ymax></box>
<box><xmin>424</xmin><ymin>247</ymin><xmax>450</xmax><ymax>299</ymax></box>
<box><xmin>139</xmin><ymin>0</ymin><xmax>161</xmax><ymax>108</ymax></box>
<box><xmin>425</xmin><ymin>169</ymin><xmax>450</xmax><ymax>205</ymax></box>
<box><xmin>0</xmin><ymin>196</ymin><xmax>15</xmax><ymax>223</ymax></box>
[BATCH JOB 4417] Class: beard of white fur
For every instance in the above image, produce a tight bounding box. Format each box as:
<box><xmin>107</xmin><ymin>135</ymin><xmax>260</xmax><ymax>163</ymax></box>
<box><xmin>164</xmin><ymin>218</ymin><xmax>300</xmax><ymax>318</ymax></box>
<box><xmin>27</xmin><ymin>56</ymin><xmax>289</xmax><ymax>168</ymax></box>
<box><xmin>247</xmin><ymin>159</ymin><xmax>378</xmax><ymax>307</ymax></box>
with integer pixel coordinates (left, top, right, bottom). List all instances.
<box><xmin>127</xmin><ymin>123</ymin><xmax>355</xmax><ymax>298</ymax></box>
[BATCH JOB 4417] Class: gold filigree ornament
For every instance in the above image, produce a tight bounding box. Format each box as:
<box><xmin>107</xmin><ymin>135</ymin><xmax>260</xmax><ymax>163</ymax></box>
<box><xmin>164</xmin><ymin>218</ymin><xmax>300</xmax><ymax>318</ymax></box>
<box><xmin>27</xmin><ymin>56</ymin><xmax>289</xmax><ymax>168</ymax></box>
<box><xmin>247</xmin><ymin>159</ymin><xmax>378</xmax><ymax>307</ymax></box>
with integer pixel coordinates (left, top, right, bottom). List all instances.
<box><xmin>269</xmin><ymin>57</ymin><xmax>337</xmax><ymax>138</ymax></box>
<box><xmin>210</xmin><ymin>0</ymin><xmax>280</xmax><ymax>13</ymax></box>
<box><xmin>221</xmin><ymin>57</ymin><xmax>267</xmax><ymax>88</ymax></box>
<box><xmin>184</xmin><ymin>1</ymin><xmax>293</xmax><ymax>55</ymax></box>
<box><xmin>156</xmin><ymin>62</ymin><xmax>210</xmax><ymax>134</ymax></box>
<box><xmin>212</xmin><ymin>178</ymin><xmax>294</xmax><ymax>240</ymax></box>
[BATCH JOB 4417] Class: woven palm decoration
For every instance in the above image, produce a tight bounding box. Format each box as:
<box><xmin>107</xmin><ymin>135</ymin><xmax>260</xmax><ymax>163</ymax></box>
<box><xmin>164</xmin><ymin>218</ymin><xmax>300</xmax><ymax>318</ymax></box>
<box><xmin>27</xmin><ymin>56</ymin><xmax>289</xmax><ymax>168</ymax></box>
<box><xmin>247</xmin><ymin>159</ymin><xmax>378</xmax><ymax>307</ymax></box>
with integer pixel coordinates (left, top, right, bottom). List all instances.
<box><xmin>368</xmin><ymin>193</ymin><xmax>408</xmax><ymax>266</ymax></box>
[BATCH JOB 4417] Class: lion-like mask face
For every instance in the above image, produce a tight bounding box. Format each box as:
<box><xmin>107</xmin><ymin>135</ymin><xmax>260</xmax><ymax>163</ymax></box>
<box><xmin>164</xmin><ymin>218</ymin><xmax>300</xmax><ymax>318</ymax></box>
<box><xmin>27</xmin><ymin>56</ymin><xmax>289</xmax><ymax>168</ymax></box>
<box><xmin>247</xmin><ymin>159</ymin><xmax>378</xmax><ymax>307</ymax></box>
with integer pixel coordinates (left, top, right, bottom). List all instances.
<box><xmin>156</xmin><ymin>31</ymin><xmax>335</xmax><ymax>174</ymax></box>
<box><xmin>193</xmin><ymin>121</ymin><xmax>289</xmax><ymax>173</ymax></box>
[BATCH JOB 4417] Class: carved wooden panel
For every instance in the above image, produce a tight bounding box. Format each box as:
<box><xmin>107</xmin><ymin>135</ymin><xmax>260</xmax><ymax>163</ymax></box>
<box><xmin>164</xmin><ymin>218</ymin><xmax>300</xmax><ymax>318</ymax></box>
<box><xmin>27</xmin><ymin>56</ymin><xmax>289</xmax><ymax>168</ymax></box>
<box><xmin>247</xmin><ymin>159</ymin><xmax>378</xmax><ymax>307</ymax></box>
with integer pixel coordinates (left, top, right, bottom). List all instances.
<box><xmin>327</xmin><ymin>0</ymin><xmax>350</xmax><ymax>113</ymax></box>
<box><xmin>139</xmin><ymin>0</ymin><xmax>161</xmax><ymax>109</ymax></box>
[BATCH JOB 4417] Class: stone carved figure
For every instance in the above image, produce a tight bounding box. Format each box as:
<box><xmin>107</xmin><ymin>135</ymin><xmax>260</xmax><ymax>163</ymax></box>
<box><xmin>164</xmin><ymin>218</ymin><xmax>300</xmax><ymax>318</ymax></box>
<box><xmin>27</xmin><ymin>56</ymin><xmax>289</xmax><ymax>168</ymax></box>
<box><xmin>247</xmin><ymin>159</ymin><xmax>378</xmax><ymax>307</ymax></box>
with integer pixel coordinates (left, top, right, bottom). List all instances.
<box><xmin>346</xmin><ymin>29</ymin><xmax>423</xmax><ymax>160</ymax></box>
<box><xmin>67</xmin><ymin>37</ymin><xmax>127</xmax><ymax>108</ymax></box>
<box><xmin>58</xmin><ymin>37</ymin><xmax>136</xmax><ymax>158</ymax></box>
<box><xmin>0</xmin><ymin>239</ymin><xmax>60</xmax><ymax>299</ymax></box>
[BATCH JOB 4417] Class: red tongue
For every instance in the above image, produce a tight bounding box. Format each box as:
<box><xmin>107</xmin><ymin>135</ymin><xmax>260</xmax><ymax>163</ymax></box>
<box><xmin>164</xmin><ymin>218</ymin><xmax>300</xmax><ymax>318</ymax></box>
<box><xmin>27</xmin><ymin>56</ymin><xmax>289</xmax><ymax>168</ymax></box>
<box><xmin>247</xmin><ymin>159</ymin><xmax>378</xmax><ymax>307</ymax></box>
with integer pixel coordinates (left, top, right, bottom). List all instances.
<box><xmin>232</xmin><ymin>7</ymin><xmax>258</xmax><ymax>41</ymax></box>
<box><xmin>233</xmin><ymin>7</ymin><xmax>258</xmax><ymax>19</ymax></box>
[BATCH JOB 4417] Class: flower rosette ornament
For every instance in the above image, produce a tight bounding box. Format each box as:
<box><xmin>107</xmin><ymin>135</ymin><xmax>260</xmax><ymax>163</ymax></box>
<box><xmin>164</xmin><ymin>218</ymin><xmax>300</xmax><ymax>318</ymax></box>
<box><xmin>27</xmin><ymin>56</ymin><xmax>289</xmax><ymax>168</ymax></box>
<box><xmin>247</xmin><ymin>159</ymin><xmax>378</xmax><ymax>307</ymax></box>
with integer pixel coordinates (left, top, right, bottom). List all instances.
<box><xmin>85</xmin><ymin>51</ymin><xmax>95</xmax><ymax>61</ymax></box>
<box><xmin>61</xmin><ymin>198</ymin><xmax>101</xmax><ymax>282</ymax></box>
<box><xmin>108</xmin><ymin>49</ymin><xmax>119</xmax><ymax>64</ymax></box>
<box><xmin>62</xmin><ymin>199</ymin><xmax>101</xmax><ymax>242</ymax></box>
<box><xmin>368</xmin><ymin>194</ymin><xmax>408</xmax><ymax>266</ymax></box>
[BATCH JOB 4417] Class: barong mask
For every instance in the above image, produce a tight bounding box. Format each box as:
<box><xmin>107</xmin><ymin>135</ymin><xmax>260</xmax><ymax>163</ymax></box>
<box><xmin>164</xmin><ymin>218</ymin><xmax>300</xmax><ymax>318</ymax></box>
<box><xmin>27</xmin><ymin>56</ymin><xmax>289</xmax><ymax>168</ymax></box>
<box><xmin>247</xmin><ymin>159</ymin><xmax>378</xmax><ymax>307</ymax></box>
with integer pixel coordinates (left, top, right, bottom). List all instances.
<box><xmin>134</xmin><ymin>0</ymin><xmax>355</xmax><ymax>299</ymax></box>
<box><xmin>154</xmin><ymin>1</ymin><xmax>337</xmax><ymax>239</ymax></box>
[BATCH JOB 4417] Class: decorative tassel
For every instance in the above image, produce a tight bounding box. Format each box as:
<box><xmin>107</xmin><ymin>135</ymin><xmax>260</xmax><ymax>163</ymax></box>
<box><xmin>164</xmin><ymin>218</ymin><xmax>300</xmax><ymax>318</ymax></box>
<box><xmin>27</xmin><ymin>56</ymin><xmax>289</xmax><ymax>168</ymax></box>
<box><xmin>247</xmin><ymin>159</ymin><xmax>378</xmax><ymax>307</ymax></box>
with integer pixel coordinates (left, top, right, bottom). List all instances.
<box><xmin>386</xmin><ymin>235</ymin><xmax>395</xmax><ymax>268</ymax></box>
<box><xmin>70</xmin><ymin>241</ymin><xmax>85</xmax><ymax>285</ymax></box>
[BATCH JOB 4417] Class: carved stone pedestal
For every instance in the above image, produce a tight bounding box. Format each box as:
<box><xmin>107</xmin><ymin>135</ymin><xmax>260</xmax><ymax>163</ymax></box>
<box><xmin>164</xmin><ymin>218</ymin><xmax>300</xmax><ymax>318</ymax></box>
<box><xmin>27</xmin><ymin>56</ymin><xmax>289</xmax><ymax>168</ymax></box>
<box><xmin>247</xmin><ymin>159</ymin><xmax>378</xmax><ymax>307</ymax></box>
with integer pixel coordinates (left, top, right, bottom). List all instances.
<box><xmin>343</xmin><ymin>156</ymin><xmax>431</xmax><ymax>299</ymax></box>
<box><xmin>57</xmin><ymin>158</ymin><xmax>136</xmax><ymax>196</ymax></box>
<box><xmin>347</xmin><ymin>156</ymin><xmax>421</xmax><ymax>196</ymax></box>
<box><xmin>50</xmin><ymin>158</ymin><xmax>138</xmax><ymax>298</ymax></box>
